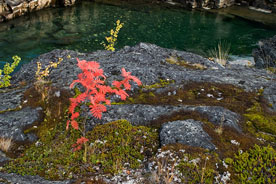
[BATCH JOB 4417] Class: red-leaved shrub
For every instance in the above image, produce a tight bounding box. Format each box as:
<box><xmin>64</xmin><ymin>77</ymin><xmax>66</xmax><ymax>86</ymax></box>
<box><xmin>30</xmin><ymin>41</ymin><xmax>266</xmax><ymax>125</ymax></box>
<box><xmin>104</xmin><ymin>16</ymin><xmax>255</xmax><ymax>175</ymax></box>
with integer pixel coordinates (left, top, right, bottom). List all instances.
<box><xmin>67</xmin><ymin>58</ymin><xmax>141</xmax><ymax>161</ymax></box>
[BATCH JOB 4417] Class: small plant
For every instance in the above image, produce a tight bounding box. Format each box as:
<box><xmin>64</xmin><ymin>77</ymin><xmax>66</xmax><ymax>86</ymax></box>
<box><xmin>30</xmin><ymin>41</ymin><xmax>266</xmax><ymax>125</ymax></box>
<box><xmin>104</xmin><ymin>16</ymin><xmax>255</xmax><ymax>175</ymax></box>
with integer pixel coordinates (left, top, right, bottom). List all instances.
<box><xmin>151</xmin><ymin>157</ymin><xmax>175</xmax><ymax>184</ymax></box>
<box><xmin>67</xmin><ymin>58</ymin><xmax>141</xmax><ymax>162</ymax></box>
<box><xmin>230</xmin><ymin>144</ymin><xmax>276</xmax><ymax>183</ymax></box>
<box><xmin>0</xmin><ymin>56</ymin><xmax>21</xmax><ymax>88</ymax></box>
<box><xmin>35</xmin><ymin>58</ymin><xmax>62</xmax><ymax>81</ymax></box>
<box><xmin>34</xmin><ymin>58</ymin><xmax>62</xmax><ymax>102</ymax></box>
<box><xmin>0</xmin><ymin>137</ymin><xmax>13</xmax><ymax>152</ymax></box>
<box><xmin>178</xmin><ymin>154</ymin><xmax>217</xmax><ymax>184</ymax></box>
<box><xmin>102</xmin><ymin>20</ymin><xmax>124</xmax><ymax>51</ymax></box>
<box><xmin>214</xmin><ymin>112</ymin><xmax>225</xmax><ymax>135</ymax></box>
<box><xmin>208</xmin><ymin>41</ymin><xmax>230</xmax><ymax>67</ymax></box>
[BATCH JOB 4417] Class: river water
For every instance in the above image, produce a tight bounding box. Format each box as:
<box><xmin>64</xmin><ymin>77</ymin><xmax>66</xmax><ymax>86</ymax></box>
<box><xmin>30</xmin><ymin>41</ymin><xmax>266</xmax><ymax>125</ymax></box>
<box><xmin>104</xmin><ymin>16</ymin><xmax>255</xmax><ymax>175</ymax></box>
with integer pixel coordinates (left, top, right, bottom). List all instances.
<box><xmin>0</xmin><ymin>1</ymin><xmax>276</xmax><ymax>68</ymax></box>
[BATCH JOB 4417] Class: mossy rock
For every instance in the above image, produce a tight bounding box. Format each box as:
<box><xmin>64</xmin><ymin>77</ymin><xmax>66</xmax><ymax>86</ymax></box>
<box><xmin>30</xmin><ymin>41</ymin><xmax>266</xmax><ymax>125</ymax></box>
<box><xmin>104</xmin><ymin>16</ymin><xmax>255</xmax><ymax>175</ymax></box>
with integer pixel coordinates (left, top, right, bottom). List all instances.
<box><xmin>4</xmin><ymin>119</ymin><xmax>158</xmax><ymax>180</ymax></box>
<box><xmin>4</xmin><ymin>120</ymin><xmax>83</xmax><ymax>180</ymax></box>
<box><xmin>86</xmin><ymin>119</ymin><xmax>159</xmax><ymax>174</ymax></box>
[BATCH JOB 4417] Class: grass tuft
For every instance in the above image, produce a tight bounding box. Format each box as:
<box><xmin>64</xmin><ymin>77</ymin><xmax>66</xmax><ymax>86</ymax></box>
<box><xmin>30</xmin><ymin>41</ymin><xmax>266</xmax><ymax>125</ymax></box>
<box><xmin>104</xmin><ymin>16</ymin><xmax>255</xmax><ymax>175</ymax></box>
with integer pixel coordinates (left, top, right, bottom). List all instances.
<box><xmin>0</xmin><ymin>137</ymin><xmax>13</xmax><ymax>152</ymax></box>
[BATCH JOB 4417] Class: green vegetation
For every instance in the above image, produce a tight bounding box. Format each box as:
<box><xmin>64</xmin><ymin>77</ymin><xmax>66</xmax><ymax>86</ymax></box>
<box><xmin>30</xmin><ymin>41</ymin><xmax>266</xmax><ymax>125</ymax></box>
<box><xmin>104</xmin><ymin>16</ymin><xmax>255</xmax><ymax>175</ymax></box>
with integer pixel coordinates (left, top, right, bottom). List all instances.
<box><xmin>177</xmin><ymin>153</ymin><xmax>218</xmax><ymax>184</ymax></box>
<box><xmin>86</xmin><ymin>120</ymin><xmax>158</xmax><ymax>174</ymax></box>
<box><xmin>102</xmin><ymin>20</ymin><xmax>124</xmax><ymax>51</ymax></box>
<box><xmin>227</xmin><ymin>145</ymin><xmax>276</xmax><ymax>183</ymax></box>
<box><xmin>4</xmin><ymin>120</ymin><xmax>158</xmax><ymax>180</ymax></box>
<box><xmin>244</xmin><ymin>102</ymin><xmax>276</xmax><ymax>142</ymax></box>
<box><xmin>0</xmin><ymin>56</ymin><xmax>21</xmax><ymax>88</ymax></box>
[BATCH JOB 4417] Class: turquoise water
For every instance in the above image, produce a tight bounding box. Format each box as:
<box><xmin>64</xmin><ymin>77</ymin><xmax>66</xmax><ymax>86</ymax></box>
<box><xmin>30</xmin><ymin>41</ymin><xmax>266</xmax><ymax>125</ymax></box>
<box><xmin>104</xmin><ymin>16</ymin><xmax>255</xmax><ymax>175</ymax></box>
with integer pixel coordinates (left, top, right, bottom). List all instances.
<box><xmin>0</xmin><ymin>1</ymin><xmax>276</xmax><ymax>68</ymax></box>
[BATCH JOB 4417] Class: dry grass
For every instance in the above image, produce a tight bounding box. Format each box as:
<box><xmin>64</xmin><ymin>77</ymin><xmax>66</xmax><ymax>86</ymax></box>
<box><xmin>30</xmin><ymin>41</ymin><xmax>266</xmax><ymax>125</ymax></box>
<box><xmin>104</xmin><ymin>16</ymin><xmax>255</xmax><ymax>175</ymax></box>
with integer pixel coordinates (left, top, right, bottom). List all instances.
<box><xmin>208</xmin><ymin>41</ymin><xmax>231</xmax><ymax>66</ymax></box>
<box><xmin>0</xmin><ymin>137</ymin><xmax>13</xmax><ymax>152</ymax></box>
<box><xmin>151</xmin><ymin>157</ymin><xmax>175</xmax><ymax>184</ymax></box>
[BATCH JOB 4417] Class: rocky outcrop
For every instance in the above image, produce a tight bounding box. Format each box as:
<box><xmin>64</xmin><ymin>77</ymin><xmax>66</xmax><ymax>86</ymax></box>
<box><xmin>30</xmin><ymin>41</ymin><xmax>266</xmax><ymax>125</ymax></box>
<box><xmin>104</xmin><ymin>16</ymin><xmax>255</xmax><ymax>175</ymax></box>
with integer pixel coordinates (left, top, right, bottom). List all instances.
<box><xmin>0</xmin><ymin>107</ymin><xmax>40</xmax><ymax>142</ymax></box>
<box><xmin>253</xmin><ymin>35</ymin><xmax>276</xmax><ymax>68</ymax></box>
<box><xmin>1</xmin><ymin>0</ymin><xmax>275</xmax><ymax>23</ymax></box>
<box><xmin>172</xmin><ymin>0</ymin><xmax>235</xmax><ymax>9</ymax></box>
<box><xmin>0</xmin><ymin>43</ymin><xmax>275</xmax><ymax>182</ymax></box>
<box><xmin>238</xmin><ymin>0</ymin><xmax>276</xmax><ymax>13</ymax></box>
<box><xmin>0</xmin><ymin>0</ymin><xmax>75</xmax><ymax>22</ymax></box>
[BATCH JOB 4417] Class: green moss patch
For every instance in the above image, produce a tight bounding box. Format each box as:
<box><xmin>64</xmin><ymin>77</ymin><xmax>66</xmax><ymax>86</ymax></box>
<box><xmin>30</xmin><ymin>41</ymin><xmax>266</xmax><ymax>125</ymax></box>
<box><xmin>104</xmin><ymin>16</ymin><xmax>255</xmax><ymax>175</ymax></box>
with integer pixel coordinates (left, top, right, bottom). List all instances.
<box><xmin>4</xmin><ymin>120</ymin><xmax>158</xmax><ymax>180</ymax></box>
<box><xmin>86</xmin><ymin>119</ymin><xmax>159</xmax><ymax>174</ymax></box>
<box><xmin>243</xmin><ymin>102</ymin><xmax>276</xmax><ymax>143</ymax></box>
<box><xmin>226</xmin><ymin>144</ymin><xmax>276</xmax><ymax>183</ymax></box>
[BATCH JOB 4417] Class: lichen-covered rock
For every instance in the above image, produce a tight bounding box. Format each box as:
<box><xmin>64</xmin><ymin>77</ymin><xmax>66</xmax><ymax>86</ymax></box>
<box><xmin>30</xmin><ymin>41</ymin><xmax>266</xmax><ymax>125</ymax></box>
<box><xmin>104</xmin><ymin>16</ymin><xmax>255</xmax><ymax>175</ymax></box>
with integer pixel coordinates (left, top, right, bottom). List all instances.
<box><xmin>160</xmin><ymin>119</ymin><xmax>216</xmax><ymax>150</ymax></box>
<box><xmin>0</xmin><ymin>107</ymin><xmax>40</xmax><ymax>142</ymax></box>
<box><xmin>253</xmin><ymin>35</ymin><xmax>276</xmax><ymax>68</ymax></box>
<box><xmin>99</xmin><ymin>104</ymin><xmax>241</xmax><ymax>132</ymax></box>
<box><xmin>0</xmin><ymin>87</ymin><xmax>27</xmax><ymax>112</ymax></box>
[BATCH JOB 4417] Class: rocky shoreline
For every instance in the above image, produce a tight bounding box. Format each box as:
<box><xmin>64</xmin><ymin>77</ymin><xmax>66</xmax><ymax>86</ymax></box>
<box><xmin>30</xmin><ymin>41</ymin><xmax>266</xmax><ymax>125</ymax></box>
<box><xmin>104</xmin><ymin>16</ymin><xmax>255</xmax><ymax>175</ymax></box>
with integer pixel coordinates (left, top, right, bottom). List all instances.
<box><xmin>0</xmin><ymin>0</ymin><xmax>276</xmax><ymax>23</ymax></box>
<box><xmin>0</xmin><ymin>42</ymin><xmax>275</xmax><ymax>183</ymax></box>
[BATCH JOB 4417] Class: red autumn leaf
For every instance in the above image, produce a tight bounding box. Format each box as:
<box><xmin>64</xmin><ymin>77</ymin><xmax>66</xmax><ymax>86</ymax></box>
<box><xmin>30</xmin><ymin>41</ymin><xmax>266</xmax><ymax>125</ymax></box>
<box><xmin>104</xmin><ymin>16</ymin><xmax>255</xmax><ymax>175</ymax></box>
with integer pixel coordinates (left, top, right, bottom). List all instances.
<box><xmin>71</xmin><ymin>120</ymin><xmax>79</xmax><ymax>130</ymax></box>
<box><xmin>71</xmin><ymin>112</ymin><xmax>79</xmax><ymax>120</ymax></box>
<box><xmin>66</xmin><ymin>120</ymin><xmax>70</xmax><ymax>130</ymax></box>
<box><xmin>76</xmin><ymin>137</ymin><xmax>89</xmax><ymax>144</ymax></box>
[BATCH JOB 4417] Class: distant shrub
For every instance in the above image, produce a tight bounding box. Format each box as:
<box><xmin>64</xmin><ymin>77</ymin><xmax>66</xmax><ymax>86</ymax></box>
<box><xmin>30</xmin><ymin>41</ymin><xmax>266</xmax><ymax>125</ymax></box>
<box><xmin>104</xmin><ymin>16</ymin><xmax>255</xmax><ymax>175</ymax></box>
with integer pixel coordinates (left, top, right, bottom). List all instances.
<box><xmin>0</xmin><ymin>56</ymin><xmax>21</xmax><ymax>88</ymax></box>
<box><xmin>102</xmin><ymin>20</ymin><xmax>124</xmax><ymax>51</ymax></box>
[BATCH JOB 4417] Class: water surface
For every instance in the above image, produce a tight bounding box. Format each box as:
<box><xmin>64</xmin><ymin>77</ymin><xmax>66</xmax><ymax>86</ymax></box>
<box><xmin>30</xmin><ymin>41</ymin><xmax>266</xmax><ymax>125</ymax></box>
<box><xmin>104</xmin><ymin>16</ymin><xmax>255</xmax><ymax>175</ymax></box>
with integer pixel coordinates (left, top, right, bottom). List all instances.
<box><xmin>0</xmin><ymin>1</ymin><xmax>276</xmax><ymax>68</ymax></box>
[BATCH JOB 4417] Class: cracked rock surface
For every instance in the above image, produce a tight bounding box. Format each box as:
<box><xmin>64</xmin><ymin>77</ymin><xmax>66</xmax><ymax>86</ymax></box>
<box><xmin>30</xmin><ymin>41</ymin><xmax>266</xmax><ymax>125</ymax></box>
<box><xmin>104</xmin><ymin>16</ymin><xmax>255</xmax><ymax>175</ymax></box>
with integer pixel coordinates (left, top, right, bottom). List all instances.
<box><xmin>160</xmin><ymin>119</ymin><xmax>216</xmax><ymax>150</ymax></box>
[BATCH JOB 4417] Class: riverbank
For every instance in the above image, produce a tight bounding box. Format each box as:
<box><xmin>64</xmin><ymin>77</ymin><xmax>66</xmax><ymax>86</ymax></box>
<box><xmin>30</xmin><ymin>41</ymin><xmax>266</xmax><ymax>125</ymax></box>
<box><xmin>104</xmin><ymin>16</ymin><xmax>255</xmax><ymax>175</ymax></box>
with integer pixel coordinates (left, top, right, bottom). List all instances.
<box><xmin>1</xmin><ymin>0</ymin><xmax>276</xmax><ymax>25</ymax></box>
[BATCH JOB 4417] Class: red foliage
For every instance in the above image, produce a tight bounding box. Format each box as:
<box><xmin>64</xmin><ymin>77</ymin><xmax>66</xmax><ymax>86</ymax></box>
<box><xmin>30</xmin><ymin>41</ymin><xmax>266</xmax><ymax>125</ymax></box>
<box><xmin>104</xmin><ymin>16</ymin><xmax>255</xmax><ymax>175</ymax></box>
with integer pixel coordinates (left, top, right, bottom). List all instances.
<box><xmin>72</xmin><ymin>137</ymin><xmax>89</xmax><ymax>152</ymax></box>
<box><xmin>67</xmin><ymin>58</ymin><xmax>142</xmax><ymax>151</ymax></box>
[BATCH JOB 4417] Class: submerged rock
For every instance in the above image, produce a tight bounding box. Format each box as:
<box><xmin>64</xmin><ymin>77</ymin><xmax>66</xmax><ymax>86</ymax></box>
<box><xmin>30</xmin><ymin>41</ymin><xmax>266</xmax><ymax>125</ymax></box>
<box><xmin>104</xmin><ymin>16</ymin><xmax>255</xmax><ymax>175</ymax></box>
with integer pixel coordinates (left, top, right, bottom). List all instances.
<box><xmin>160</xmin><ymin>119</ymin><xmax>216</xmax><ymax>150</ymax></box>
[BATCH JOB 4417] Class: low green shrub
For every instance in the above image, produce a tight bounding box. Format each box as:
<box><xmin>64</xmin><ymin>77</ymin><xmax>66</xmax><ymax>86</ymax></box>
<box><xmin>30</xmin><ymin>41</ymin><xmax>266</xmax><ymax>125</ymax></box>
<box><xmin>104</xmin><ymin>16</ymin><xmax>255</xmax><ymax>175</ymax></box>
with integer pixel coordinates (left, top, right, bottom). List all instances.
<box><xmin>0</xmin><ymin>56</ymin><xmax>21</xmax><ymax>88</ymax></box>
<box><xmin>229</xmin><ymin>144</ymin><xmax>276</xmax><ymax>183</ymax></box>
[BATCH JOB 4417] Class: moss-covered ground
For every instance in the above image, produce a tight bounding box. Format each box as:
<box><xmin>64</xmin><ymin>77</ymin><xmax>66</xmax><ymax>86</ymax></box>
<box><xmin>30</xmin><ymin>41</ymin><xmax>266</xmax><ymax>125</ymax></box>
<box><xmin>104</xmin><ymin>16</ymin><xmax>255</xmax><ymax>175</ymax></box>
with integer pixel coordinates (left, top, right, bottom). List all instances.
<box><xmin>2</xmin><ymin>76</ymin><xmax>276</xmax><ymax>183</ymax></box>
